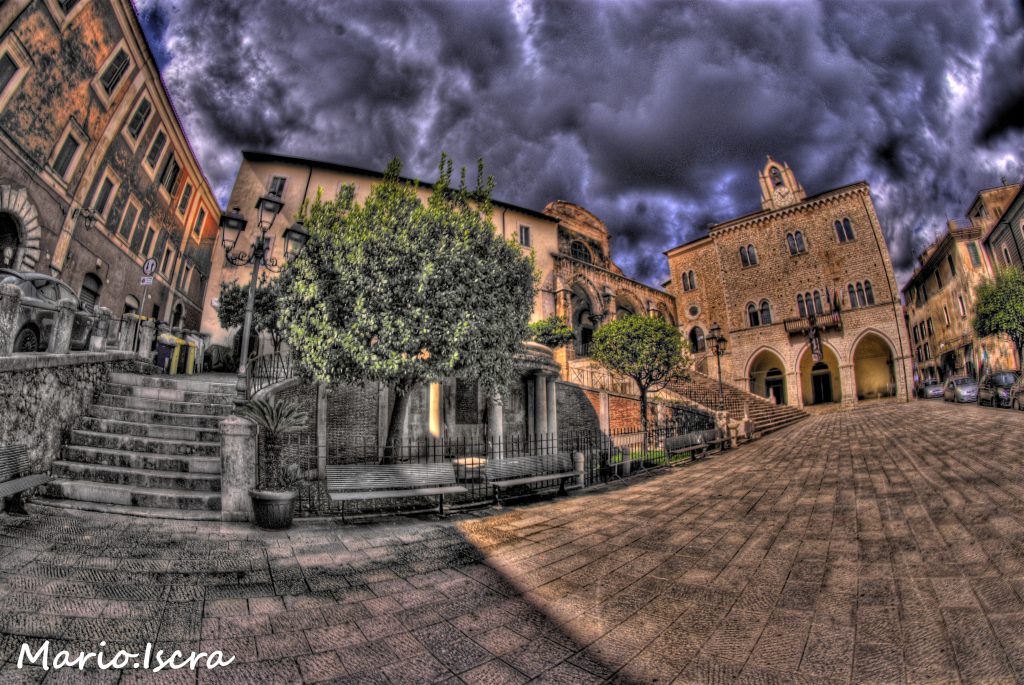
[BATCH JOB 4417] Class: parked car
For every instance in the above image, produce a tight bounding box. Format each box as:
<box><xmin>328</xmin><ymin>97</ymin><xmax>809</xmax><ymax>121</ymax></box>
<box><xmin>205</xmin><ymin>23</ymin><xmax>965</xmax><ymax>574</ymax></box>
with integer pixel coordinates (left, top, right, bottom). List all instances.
<box><xmin>978</xmin><ymin>371</ymin><xmax>1019</xmax><ymax>408</ymax></box>
<box><xmin>0</xmin><ymin>269</ymin><xmax>95</xmax><ymax>352</ymax></box>
<box><xmin>917</xmin><ymin>379</ymin><xmax>944</xmax><ymax>399</ymax></box>
<box><xmin>943</xmin><ymin>376</ymin><xmax>978</xmax><ymax>403</ymax></box>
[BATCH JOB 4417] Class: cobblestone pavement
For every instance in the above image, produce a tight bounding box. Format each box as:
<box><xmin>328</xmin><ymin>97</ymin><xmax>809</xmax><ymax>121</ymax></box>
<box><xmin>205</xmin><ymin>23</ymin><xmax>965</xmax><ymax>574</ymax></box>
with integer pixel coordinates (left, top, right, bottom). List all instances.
<box><xmin>2</xmin><ymin>401</ymin><xmax>1024</xmax><ymax>683</ymax></box>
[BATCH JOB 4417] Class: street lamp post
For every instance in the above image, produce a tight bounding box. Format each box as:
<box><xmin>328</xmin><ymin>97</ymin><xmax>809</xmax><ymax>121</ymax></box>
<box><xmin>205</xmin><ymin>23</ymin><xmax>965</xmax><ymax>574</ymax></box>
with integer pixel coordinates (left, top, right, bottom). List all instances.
<box><xmin>708</xmin><ymin>322</ymin><xmax>727</xmax><ymax>411</ymax></box>
<box><xmin>218</xmin><ymin>192</ymin><xmax>309</xmax><ymax>403</ymax></box>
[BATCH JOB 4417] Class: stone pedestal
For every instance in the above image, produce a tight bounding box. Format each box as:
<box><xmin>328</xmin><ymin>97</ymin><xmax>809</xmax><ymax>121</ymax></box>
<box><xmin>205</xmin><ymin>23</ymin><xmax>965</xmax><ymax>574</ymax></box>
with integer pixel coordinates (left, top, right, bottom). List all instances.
<box><xmin>89</xmin><ymin>307</ymin><xmax>111</xmax><ymax>352</ymax></box>
<box><xmin>486</xmin><ymin>393</ymin><xmax>504</xmax><ymax>458</ymax></box>
<box><xmin>574</xmin><ymin>450</ymin><xmax>585</xmax><ymax>487</ymax></box>
<box><xmin>137</xmin><ymin>319</ymin><xmax>156</xmax><ymax>361</ymax></box>
<box><xmin>50</xmin><ymin>300</ymin><xmax>75</xmax><ymax>354</ymax></box>
<box><xmin>534</xmin><ymin>373</ymin><xmax>548</xmax><ymax>437</ymax></box>
<box><xmin>0</xmin><ymin>284</ymin><xmax>21</xmax><ymax>355</ymax></box>
<box><xmin>118</xmin><ymin>313</ymin><xmax>141</xmax><ymax>351</ymax></box>
<box><xmin>220</xmin><ymin>415</ymin><xmax>257</xmax><ymax>522</ymax></box>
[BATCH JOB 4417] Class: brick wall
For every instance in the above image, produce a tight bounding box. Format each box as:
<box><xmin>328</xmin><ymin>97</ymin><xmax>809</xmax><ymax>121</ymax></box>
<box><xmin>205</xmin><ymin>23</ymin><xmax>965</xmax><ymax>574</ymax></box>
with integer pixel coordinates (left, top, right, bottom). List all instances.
<box><xmin>556</xmin><ymin>382</ymin><xmax>601</xmax><ymax>435</ymax></box>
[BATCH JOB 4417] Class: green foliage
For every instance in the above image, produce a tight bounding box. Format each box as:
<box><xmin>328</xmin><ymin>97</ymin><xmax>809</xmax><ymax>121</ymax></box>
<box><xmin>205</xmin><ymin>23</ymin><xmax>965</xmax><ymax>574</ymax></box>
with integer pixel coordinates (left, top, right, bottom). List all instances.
<box><xmin>528</xmin><ymin>316</ymin><xmax>575</xmax><ymax>349</ymax></box>
<box><xmin>217</xmin><ymin>276</ymin><xmax>286</xmax><ymax>351</ymax></box>
<box><xmin>973</xmin><ymin>267</ymin><xmax>1024</xmax><ymax>365</ymax></box>
<box><xmin>591</xmin><ymin>315</ymin><xmax>690</xmax><ymax>431</ymax></box>
<box><xmin>278</xmin><ymin>154</ymin><xmax>537</xmax><ymax>446</ymax></box>
<box><xmin>238</xmin><ymin>396</ymin><xmax>310</xmax><ymax>490</ymax></box>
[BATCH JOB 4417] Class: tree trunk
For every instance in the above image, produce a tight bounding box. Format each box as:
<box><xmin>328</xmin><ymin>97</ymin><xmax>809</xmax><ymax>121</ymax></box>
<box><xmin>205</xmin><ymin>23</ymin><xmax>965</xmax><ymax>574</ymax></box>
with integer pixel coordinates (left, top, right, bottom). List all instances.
<box><xmin>639</xmin><ymin>386</ymin><xmax>649</xmax><ymax>454</ymax></box>
<box><xmin>383</xmin><ymin>384</ymin><xmax>412</xmax><ymax>464</ymax></box>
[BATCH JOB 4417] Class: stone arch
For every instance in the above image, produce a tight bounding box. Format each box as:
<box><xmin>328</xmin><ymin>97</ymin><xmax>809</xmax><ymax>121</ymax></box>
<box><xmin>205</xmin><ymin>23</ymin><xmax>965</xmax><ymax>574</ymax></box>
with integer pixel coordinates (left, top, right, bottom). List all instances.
<box><xmin>568</xmin><ymin>275</ymin><xmax>601</xmax><ymax>356</ymax></box>
<box><xmin>0</xmin><ymin>185</ymin><xmax>42</xmax><ymax>270</ymax></box>
<box><xmin>851</xmin><ymin>329</ymin><xmax>897</xmax><ymax>400</ymax></box>
<box><xmin>796</xmin><ymin>340</ymin><xmax>843</xmax><ymax>406</ymax></box>
<box><xmin>746</xmin><ymin>346</ymin><xmax>789</xmax><ymax>405</ymax></box>
<box><xmin>615</xmin><ymin>290</ymin><xmax>643</xmax><ymax>318</ymax></box>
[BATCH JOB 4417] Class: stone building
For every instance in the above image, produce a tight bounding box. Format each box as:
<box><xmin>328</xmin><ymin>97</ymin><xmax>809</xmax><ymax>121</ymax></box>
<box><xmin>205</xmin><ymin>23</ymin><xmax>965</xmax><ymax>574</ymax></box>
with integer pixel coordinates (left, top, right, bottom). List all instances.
<box><xmin>0</xmin><ymin>0</ymin><xmax>217</xmax><ymax>331</ymax></box>
<box><xmin>985</xmin><ymin>183</ymin><xmax>1024</xmax><ymax>270</ymax></box>
<box><xmin>904</xmin><ymin>183</ymin><xmax>1021</xmax><ymax>381</ymax></box>
<box><xmin>665</xmin><ymin>157</ymin><xmax>913</xmax><ymax>408</ymax></box>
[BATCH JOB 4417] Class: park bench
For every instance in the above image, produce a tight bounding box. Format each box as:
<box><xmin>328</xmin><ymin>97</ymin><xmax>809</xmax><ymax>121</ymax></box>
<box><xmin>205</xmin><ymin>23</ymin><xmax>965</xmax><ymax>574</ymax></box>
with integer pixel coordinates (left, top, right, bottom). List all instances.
<box><xmin>0</xmin><ymin>445</ymin><xmax>50</xmax><ymax>515</ymax></box>
<box><xmin>486</xmin><ymin>453</ymin><xmax>576</xmax><ymax>503</ymax></box>
<box><xmin>325</xmin><ymin>462</ymin><xmax>467</xmax><ymax>520</ymax></box>
<box><xmin>665</xmin><ymin>428</ymin><xmax>727</xmax><ymax>464</ymax></box>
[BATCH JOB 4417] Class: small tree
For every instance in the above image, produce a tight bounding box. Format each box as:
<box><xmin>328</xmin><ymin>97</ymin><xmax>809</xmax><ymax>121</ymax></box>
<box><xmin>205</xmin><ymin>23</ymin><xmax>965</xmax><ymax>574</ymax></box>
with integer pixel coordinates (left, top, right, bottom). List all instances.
<box><xmin>974</xmin><ymin>267</ymin><xmax>1024</xmax><ymax>370</ymax></box>
<box><xmin>591</xmin><ymin>315</ymin><xmax>690</xmax><ymax>434</ymax></box>
<box><xmin>528</xmin><ymin>316</ymin><xmax>575</xmax><ymax>349</ymax></box>
<box><xmin>278</xmin><ymin>155</ymin><xmax>536</xmax><ymax>455</ymax></box>
<box><xmin>217</xmin><ymin>276</ymin><xmax>286</xmax><ymax>353</ymax></box>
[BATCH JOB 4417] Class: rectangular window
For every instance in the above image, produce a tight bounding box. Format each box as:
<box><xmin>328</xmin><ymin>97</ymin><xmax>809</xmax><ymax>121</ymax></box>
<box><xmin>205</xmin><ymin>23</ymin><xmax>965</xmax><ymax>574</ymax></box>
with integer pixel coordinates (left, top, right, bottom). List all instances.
<box><xmin>177</xmin><ymin>183</ymin><xmax>193</xmax><ymax>215</ymax></box>
<box><xmin>927</xmin><ymin>318</ymin><xmax>933</xmax><ymax>336</ymax></box>
<box><xmin>93</xmin><ymin>177</ymin><xmax>114</xmax><ymax>216</ymax></box>
<box><xmin>519</xmin><ymin>225</ymin><xmax>530</xmax><ymax>247</ymax></box>
<box><xmin>141</xmin><ymin>226</ymin><xmax>156</xmax><ymax>257</ymax></box>
<box><xmin>99</xmin><ymin>50</ymin><xmax>129</xmax><ymax>95</ymax></box>
<box><xmin>958</xmin><ymin>295</ymin><xmax>966</xmax><ymax>318</ymax></box>
<box><xmin>52</xmin><ymin>133</ymin><xmax>80</xmax><ymax>178</ymax></box>
<box><xmin>1003</xmin><ymin>246</ymin><xmax>1012</xmax><ymax>266</ymax></box>
<box><xmin>947</xmin><ymin>254</ymin><xmax>956</xmax><ymax>277</ymax></box>
<box><xmin>916</xmin><ymin>347</ymin><xmax>922</xmax><ymax>363</ymax></box>
<box><xmin>145</xmin><ymin>131</ymin><xmax>166</xmax><ymax>168</ymax></box>
<box><xmin>968</xmin><ymin>242</ymin><xmax>982</xmax><ymax>267</ymax></box>
<box><xmin>913</xmin><ymin>327</ymin><xmax>918</xmax><ymax>344</ymax></box>
<box><xmin>924</xmin><ymin>343</ymin><xmax>931</xmax><ymax>359</ymax></box>
<box><xmin>935</xmin><ymin>270</ymin><xmax>942</xmax><ymax>289</ymax></box>
<box><xmin>159</xmin><ymin>153</ymin><xmax>180</xmax><ymax>195</ymax></box>
<box><xmin>180</xmin><ymin>262</ymin><xmax>193</xmax><ymax>291</ymax></box>
<box><xmin>268</xmin><ymin>176</ymin><xmax>286</xmax><ymax>197</ymax></box>
<box><xmin>126</xmin><ymin>98</ymin><xmax>151</xmax><ymax>140</ymax></box>
<box><xmin>191</xmin><ymin>207</ymin><xmax>206</xmax><ymax>237</ymax></box>
<box><xmin>0</xmin><ymin>54</ymin><xmax>16</xmax><ymax>93</ymax></box>
<box><xmin>161</xmin><ymin>246</ymin><xmax>174</xmax><ymax>275</ymax></box>
<box><xmin>118</xmin><ymin>202</ymin><xmax>138</xmax><ymax>241</ymax></box>
<box><xmin>943</xmin><ymin>306</ymin><xmax>950</xmax><ymax>326</ymax></box>
<box><xmin>59</xmin><ymin>0</ymin><xmax>80</xmax><ymax>11</ymax></box>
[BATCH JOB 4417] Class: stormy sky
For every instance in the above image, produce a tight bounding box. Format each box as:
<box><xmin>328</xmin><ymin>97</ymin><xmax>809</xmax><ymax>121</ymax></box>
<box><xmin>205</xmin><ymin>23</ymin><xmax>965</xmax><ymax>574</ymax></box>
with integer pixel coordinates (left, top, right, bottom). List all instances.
<box><xmin>136</xmin><ymin>0</ymin><xmax>1024</xmax><ymax>288</ymax></box>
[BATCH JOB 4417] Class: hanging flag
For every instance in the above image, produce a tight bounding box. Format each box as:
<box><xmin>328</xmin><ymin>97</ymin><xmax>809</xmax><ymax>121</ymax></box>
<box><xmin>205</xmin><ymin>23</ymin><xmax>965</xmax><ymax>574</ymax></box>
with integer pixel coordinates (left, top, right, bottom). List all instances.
<box><xmin>825</xmin><ymin>287</ymin><xmax>832</xmax><ymax>309</ymax></box>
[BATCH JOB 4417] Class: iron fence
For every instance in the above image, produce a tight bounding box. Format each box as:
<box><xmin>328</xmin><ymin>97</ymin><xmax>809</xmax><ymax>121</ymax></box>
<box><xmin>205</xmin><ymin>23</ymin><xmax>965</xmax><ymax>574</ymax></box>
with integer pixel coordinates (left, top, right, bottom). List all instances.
<box><xmin>246</xmin><ymin>352</ymin><xmax>293</xmax><ymax>399</ymax></box>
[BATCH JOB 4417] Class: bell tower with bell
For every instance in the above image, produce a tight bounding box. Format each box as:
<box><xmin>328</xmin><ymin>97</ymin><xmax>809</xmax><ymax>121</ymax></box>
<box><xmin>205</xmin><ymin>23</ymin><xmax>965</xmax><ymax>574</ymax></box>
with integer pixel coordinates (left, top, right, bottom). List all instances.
<box><xmin>759</xmin><ymin>156</ymin><xmax>806</xmax><ymax>211</ymax></box>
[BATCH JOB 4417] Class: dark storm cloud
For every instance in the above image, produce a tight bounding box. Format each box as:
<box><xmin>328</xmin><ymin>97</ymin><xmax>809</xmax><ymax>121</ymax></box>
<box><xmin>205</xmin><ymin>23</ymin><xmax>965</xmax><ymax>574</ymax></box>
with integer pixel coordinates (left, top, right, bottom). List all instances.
<box><xmin>139</xmin><ymin>0</ymin><xmax>1023</xmax><ymax>287</ymax></box>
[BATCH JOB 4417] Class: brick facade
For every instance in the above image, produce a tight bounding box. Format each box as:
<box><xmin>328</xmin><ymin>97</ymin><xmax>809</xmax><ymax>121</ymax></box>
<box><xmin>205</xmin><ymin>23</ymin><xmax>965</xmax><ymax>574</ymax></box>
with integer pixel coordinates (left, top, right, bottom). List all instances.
<box><xmin>666</xmin><ymin>157</ymin><xmax>913</xmax><ymax>408</ymax></box>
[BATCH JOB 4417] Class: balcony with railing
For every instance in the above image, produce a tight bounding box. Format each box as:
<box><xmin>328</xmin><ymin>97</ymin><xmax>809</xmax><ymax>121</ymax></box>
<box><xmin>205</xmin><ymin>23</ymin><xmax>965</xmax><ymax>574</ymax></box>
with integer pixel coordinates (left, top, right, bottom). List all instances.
<box><xmin>783</xmin><ymin>310</ymin><xmax>842</xmax><ymax>335</ymax></box>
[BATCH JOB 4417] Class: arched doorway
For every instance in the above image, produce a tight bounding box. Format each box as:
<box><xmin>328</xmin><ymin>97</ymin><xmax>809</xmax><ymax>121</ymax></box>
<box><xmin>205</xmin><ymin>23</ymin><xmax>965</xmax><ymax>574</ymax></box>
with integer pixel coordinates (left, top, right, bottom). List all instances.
<box><xmin>853</xmin><ymin>332</ymin><xmax>896</xmax><ymax>400</ymax></box>
<box><xmin>123</xmin><ymin>295</ymin><xmax>140</xmax><ymax>316</ymax></box>
<box><xmin>0</xmin><ymin>212</ymin><xmax>19</xmax><ymax>268</ymax></box>
<box><xmin>748</xmin><ymin>349</ymin><xmax>787</xmax><ymax>404</ymax></box>
<box><xmin>799</xmin><ymin>344</ymin><xmax>841</xmax><ymax>406</ymax></box>
<box><xmin>79</xmin><ymin>273</ymin><xmax>102</xmax><ymax>309</ymax></box>
<box><xmin>171</xmin><ymin>301</ymin><xmax>184</xmax><ymax>328</ymax></box>
<box><xmin>570</xmin><ymin>283</ymin><xmax>597</xmax><ymax>356</ymax></box>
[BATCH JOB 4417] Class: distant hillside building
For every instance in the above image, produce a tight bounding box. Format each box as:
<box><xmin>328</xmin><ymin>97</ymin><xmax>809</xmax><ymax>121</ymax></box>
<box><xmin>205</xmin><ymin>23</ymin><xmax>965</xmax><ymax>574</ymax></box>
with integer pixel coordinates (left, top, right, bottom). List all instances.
<box><xmin>665</xmin><ymin>157</ymin><xmax>912</xmax><ymax>408</ymax></box>
<box><xmin>0</xmin><ymin>0</ymin><xmax>217</xmax><ymax>328</ymax></box>
<box><xmin>903</xmin><ymin>183</ymin><xmax>1021</xmax><ymax>381</ymax></box>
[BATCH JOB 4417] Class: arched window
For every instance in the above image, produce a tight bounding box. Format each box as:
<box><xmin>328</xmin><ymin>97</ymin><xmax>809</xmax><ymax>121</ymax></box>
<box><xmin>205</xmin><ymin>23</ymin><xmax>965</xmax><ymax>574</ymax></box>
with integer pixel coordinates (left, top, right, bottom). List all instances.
<box><xmin>813</xmin><ymin>290</ymin><xmax>823</xmax><ymax>315</ymax></box>
<box><xmin>689</xmin><ymin>327</ymin><xmax>706</xmax><ymax>353</ymax></box>
<box><xmin>740</xmin><ymin>246</ymin><xmax>750</xmax><ymax>267</ymax></box>
<box><xmin>747</xmin><ymin>244</ymin><xmax>758</xmax><ymax>265</ymax></box>
<box><xmin>682</xmin><ymin>270</ymin><xmax>696</xmax><ymax>292</ymax></box>
<box><xmin>856</xmin><ymin>283</ymin><xmax>866</xmax><ymax>307</ymax></box>
<box><xmin>747</xmin><ymin>302</ymin><xmax>760</xmax><ymax>327</ymax></box>
<box><xmin>0</xmin><ymin>213</ymin><xmax>19</xmax><ymax>268</ymax></box>
<box><xmin>835</xmin><ymin>220</ymin><xmax>844</xmax><ymax>242</ymax></box>
<box><xmin>688</xmin><ymin>271</ymin><xmax>696</xmax><ymax>290</ymax></box>
<box><xmin>787</xmin><ymin>233</ymin><xmax>797</xmax><ymax>255</ymax></box>
<box><xmin>760</xmin><ymin>300</ymin><xmax>772</xmax><ymax>325</ymax></box>
<box><xmin>797</xmin><ymin>294</ymin><xmax>806</xmax><ymax>318</ymax></box>
<box><xmin>570</xmin><ymin>241</ymin><xmax>592</xmax><ymax>264</ymax></box>
<box><xmin>171</xmin><ymin>301</ymin><xmax>184</xmax><ymax>328</ymax></box>
<box><xmin>836</xmin><ymin>217</ymin><xmax>854</xmax><ymax>242</ymax></box>
<box><xmin>123</xmin><ymin>295</ymin><xmax>139</xmax><ymax>315</ymax></box>
<box><xmin>795</xmin><ymin>231</ymin><xmax>805</xmax><ymax>252</ymax></box>
<box><xmin>864</xmin><ymin>281</ymin><xmax>874</xmax><ymax>305</ymax></box>
<box><xmin>848</xmin><ymin>284</ymin><xmax>857</xmax><ymax>308</ymax></box>
<box><xmin>770</xmin><ymin>167</ymin><xmax>783</xmax><ymax>187</ymax></box>
<box><xmin>79</xmin><ymin>273</ymin><xmax>102</xmax><ymax>308</ymax></box>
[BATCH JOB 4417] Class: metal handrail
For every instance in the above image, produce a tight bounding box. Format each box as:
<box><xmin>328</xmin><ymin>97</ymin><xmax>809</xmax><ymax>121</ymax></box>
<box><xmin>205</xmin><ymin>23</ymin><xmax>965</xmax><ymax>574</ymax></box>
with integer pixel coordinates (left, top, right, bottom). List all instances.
<box><xmin>246</xmin><ymin>351</ymin><xmax>293</xmax><ymax>399</ymax></box>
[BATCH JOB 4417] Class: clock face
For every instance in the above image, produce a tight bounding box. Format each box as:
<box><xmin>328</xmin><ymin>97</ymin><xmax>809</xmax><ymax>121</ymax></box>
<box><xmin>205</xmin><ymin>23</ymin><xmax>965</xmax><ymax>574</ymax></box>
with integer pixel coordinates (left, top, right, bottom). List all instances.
<box><xmin>773</xmin><ymin>186</ymin><xmax>792</xmax><ymax>204</ymax></box>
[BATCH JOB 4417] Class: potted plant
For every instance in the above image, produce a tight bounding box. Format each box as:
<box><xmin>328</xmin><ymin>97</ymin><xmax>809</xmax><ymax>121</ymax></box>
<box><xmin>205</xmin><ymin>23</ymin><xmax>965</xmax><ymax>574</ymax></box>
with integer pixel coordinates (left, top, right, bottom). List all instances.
<box><xmin>238</xmin><ymin>396</ymin><xmax>310</xmax><ymax>529</ymax></box>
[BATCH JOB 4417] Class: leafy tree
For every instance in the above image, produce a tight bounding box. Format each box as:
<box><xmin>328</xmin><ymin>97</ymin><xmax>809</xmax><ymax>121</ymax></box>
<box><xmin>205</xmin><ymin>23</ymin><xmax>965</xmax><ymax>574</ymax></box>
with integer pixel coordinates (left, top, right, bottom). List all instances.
<box><xmin>528</xmin><ymin>315</ymin><xmax>575</xmax><ymax>349</ymax></box>
<box><xmin>217</xmin><ymin>276</ymin><xmax>286</xmax><ymax>353</ymax></box>
<box><xmin>591</xmin><ymin>315</ymin><xmax>690</xmax><ymax>434</ymax></box>
<box><xmin>278</xmin><ymin>155</ymin><xmax>536</xmax><ymax>455</ymax></box>
<box><xmin>973</xmin><ymin>267</ymin><xmax>1024</xmax><ymax>370</ymax></box>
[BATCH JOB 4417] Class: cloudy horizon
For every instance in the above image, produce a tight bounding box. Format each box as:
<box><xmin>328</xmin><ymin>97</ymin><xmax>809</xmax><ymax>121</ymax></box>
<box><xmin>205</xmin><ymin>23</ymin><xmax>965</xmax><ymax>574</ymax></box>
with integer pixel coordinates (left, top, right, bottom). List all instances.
<box><xmin>136</xmin><ymin>0</ymin><xmax>1024</xmax><ymax>289</ymax></box>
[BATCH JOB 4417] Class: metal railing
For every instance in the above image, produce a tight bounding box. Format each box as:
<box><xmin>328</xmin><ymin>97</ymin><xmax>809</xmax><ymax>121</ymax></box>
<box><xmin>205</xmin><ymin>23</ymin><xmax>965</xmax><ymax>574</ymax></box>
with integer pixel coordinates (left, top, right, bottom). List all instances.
<box><xmin>246</xmin><ymin>351</ymin><xmax>293</xmax><ymax>399</ymax></box>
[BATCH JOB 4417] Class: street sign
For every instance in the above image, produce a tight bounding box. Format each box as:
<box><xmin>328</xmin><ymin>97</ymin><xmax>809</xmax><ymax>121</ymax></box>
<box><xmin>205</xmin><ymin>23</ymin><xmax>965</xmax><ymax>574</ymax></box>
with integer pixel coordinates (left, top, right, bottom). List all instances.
<box><xmin>140</xmin><ymin>276</ymin><xmax>154</xmax><ymax>286</ymax></box>
<box><xmin>142</xmin><ymin>258</ymin><xmax>157</xmax><ymax>276</ymax></box>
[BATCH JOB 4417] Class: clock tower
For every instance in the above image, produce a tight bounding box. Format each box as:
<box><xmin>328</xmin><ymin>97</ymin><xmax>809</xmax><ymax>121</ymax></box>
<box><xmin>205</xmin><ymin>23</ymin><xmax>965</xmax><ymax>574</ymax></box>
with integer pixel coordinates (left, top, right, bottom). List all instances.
<box><xmin>758</xmin><ymin>156</ymin><xmax>806</xmax><ymax>211</ymax></box>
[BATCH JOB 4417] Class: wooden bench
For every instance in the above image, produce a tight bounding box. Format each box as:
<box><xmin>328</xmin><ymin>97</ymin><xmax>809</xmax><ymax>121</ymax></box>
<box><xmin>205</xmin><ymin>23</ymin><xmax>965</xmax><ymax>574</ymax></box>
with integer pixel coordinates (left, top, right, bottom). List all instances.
<box><xmin>0</xmin><ymin>445</ymin><xmax>49</xmax><ymax>515</ymax></box>
<box><xmin>325</xmin><ymin>463</ymin><xmax>467</xmax><ymax>520</ymax></box>
<box><xmin>665</xmin><ymin>428</ymin><xmax>726</xmax><ymax>463</ymax></box>
<box><xmin>486</xmin><ymin>453</ymin><xmax>576</xmax><ymax>502</ymax></box>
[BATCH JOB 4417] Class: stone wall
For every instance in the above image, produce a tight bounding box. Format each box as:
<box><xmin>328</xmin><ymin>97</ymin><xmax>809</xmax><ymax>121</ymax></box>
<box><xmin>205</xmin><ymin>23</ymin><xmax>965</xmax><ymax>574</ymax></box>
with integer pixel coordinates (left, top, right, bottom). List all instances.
<box><xmin>556</xmin><ymin>383</ymin><xmax>601</xmax><ymax>435</ymax></box>
<box><xmin>0</xmin><ymin>351</ymin><xmax>140</xmax><ymax>473</ymax></box>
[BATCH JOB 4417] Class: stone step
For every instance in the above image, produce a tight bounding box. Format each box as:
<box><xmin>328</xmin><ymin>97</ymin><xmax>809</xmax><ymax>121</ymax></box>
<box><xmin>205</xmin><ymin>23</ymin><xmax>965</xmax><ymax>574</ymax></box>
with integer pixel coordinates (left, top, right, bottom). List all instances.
<box><xmin>51</xmin><ymin>461</ymin><xmax>221</xmax><ymax>491</ymax></box>
<box><xmin>101</xmin><ymin>382</ymin><xmax>235</xmax><ymax>405</ymax></box>
<box><xmin>76</xmin><ymin>416</ymin><xmax>220</xmax><ymax>443</ymax></box>
<box><xmin>107</xmin><ymin>371</ymin><xmax>236</xmax><ymax>395</ymax></box>
<box><xmin>43</xmin><ymin>479</ymin><xmax>221</xmax><ymax>512</ymax></box>
<box><xmin>66</xmin><ymin>429</ymin><xmax>220</xmax><ymax>457</ymax></box>
<box><xmin>61</xmin><ymin>445</ymin><xmax>220</xmax><ymax>474</ymax></box>
<box><xmin>32</xmin><ymin>497</ymin><xmax>223</xmax><ymax>521</ymax></box>
<box><xmin>93</xmin><ymin>393</ymin><xmax>234</xmax><ymax>416</ymax></box>
<box><xmin>87</xmin><ymin>404</ymin><xmax>223</xmax><ymax>429</ymax></box>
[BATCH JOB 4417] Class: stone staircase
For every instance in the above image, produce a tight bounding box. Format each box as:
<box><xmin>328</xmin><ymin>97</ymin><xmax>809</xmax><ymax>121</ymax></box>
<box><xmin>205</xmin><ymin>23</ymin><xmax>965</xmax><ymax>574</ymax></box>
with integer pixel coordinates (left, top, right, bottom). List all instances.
<box><xmin>39</xmin><ymin>372</ymin><xmax>234</xmax><ymax>520</ymax></box>
<box><xmin>666</xmin><ymin>371</ymin><xmax>808</xmax><ymax>436</ymax></box>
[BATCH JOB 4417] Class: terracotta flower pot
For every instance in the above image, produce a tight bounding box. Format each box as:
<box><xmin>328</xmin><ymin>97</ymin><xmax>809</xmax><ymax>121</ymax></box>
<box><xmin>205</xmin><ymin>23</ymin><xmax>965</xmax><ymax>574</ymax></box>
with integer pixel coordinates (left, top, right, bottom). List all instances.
<box><xmin>250</xmin><ymin>489</ymin><xmax>296</xmax><ymax>529</ymax></box>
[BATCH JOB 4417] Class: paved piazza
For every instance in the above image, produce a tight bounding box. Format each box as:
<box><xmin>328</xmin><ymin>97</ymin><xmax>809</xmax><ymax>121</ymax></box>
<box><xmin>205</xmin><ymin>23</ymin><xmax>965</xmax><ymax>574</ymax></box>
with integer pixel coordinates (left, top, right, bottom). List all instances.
<box><xmin>2</xmin><ymin>402</ymin><xmax>1024</xmax><ymax>683</ymax></box>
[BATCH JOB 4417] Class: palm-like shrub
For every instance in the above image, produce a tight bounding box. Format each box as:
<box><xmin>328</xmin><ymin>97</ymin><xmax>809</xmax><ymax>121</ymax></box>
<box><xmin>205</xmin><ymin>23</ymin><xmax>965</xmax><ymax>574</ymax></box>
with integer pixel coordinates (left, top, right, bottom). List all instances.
<box><xmin>238</xmin><ymin>396</ymin><xmax>311</xmax><ymax>491</ymax></box>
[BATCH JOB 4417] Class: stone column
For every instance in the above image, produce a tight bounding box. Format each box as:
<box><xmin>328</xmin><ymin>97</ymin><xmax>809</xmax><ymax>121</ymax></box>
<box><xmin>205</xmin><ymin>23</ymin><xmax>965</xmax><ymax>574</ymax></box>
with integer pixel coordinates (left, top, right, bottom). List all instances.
<box><xmin>487</xmin><ymin>392</ymin><xmax>504</xmax><ymax>458</ymax></box>
<box><xmin>117</xmin><ymin>313</ymin><xmax>137</xmax><ymax>351</ymax></box>
<box><xmin>89</xmin><ymin>307</ymin><xmax>111</xmax><ymax>352</ymax></box>
<box><xmin>840</xmin><ymin>364</ymin><xmax>857</xmax><ymax>405</ymax></box>
<box><xmin>220</xmin><ymin>415</ymin><xmax>257</xmax><ymax>522</ymax></box>
<box><xmin>137</xmin><ymin>319</ymin><xmax>156</xmax><ymax>361</ymax></box>
<box><xmin>50</xmin><ymin>299</ymin><xmax>75</xmax><ymax>354</ymax></box>
<box><xmin>534</xmin><ymin>373</ymin><xmax>548</xmax><ymax>439</ymax></box>
<box><xmin>0</xmin><ymin>283</ymin><xmax>21</xmax><ymax>356</ymax></box>
<box><xmin>428</xmin><ymin>382</ymin><xmax>442</xmax><ymax>439</ymax></box>
<box><xmin>546</xmin><ymin>376</ymin><xmax>558</xmax><ymax>453</ymax></box>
